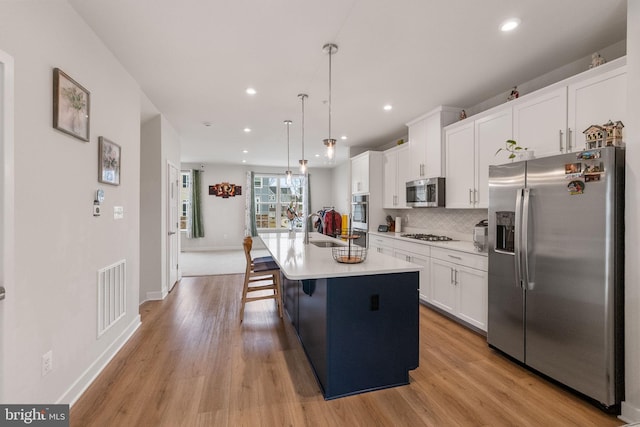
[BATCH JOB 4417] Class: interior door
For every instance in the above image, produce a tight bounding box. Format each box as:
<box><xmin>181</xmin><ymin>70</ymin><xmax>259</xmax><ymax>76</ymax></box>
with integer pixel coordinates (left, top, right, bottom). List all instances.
<box><xmin>167</xmin><ymin>163</ymin><xmax>179</xmax><ymax>292</ymax></box>
<box><xmin>0</xmin><ymin>50</ymin><xmax>15</xmax><ymax>402</ymax></box>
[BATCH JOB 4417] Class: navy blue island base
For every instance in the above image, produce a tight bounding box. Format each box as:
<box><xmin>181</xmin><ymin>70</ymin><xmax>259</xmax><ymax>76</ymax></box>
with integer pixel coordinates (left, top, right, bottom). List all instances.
<box><xmin>283</xmin><ymin>271</ymin><xmax>420</xmax><ymax>400</ymax></box>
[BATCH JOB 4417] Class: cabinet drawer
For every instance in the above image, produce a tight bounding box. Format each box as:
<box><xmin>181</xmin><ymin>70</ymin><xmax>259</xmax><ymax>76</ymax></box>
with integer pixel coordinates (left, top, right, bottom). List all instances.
<box><xmin>394</xmin><ymin>239</ymin><xmax>430</xmax><ymax>257</ymax></box>
<box><xmin>370</xmin><ymin>235</ymin><xmax>395</xmax><ymax>249</ymax></box>
<box><xmin>430</xmin><ymin>247</ymin><xmax>487</xmax><ymax>271</ymax></box>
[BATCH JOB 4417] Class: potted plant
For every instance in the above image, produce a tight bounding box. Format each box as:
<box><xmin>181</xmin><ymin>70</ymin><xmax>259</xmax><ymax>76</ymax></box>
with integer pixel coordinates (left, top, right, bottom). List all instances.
<box><xmin>495</xmin><ymin>139</ymin><xmax>532</xmax><ymax>161</ymax></box>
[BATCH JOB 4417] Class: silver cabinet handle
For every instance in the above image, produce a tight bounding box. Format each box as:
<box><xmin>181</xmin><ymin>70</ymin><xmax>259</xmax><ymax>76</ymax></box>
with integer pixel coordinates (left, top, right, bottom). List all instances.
<box><xmin>567</xmin><ymin>128</ymin><xmax>573</xmax><ymax>151</ymax></box>
<box><xmin>168</xmin><ymin>231</ymin><xmax>177</xmax><ymax>235</ymax></box>
<box><xmin>454</xmin><ymin>270</ymin><xmax>458</xmax><ymax>285</ymax></box>
<box><xmin>448</xmin><ymin>254</ymin><xmax>462</xmax><ymax>260</ymax></box>
<box><xmin>0</xmin><ymin>286</ymin><xmax>5</xmax><ymax>301</ymax></box>
<box><xmin>559</xmin><ymin>129</ymin><xmax>564</xmax><ymax>152</ymax></box>
<box><xmin>469</xmin><ymin>189</ymin><xmax>473</xmax><ymax>205</ymax></box>
<box><xmin>450</xmin><ymin>268</ymin><xmax>454</xmax><ymax>284</ymax></box>
<box><xmin>474</xmin><ymin>189</ymin><xmax>478</xmax><ymax>205</ymax></box>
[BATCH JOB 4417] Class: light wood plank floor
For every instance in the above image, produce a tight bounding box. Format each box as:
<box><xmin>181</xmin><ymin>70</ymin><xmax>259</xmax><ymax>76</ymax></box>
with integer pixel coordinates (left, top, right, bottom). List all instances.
<box><xmin>71</xmin><ymin>274</ymin><xmax>623</xmax><ymax>426</ymax></box>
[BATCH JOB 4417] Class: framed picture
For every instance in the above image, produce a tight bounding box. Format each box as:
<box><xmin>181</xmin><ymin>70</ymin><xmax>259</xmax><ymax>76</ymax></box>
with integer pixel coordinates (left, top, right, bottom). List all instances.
<box><xmin>98</xmin><ymin>137</ymin><xmax>121</xmax><ymax>186</ymax></box>
<box><xmin>53</xmin><ymin>68</ymin><xmax>90</xmax><ymax>142</ymax></box>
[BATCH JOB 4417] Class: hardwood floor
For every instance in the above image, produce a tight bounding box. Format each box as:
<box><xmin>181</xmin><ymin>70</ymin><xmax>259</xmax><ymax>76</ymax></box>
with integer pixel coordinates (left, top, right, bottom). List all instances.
<box><xmin>70</xmin><ymin>274</ymin><xmax>623</xmax><ymax>426</ymax></box>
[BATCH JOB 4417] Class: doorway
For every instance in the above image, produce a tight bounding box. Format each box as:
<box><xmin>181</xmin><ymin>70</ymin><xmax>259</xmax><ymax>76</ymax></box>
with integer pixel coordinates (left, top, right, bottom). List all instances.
<box><xmin>0</xmin><ymin>49</ymin><xmax>15</xmax><ymax>402</ymax></box>
<box><xmin>167</xmin><ymin>162</ymin><xmax>179</xmax><ymax>292</ymax></box>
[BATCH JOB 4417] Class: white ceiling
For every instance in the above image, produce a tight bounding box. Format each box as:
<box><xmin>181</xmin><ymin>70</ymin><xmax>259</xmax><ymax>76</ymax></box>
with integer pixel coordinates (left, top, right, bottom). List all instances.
<box><xmin>69</xmin><ymin>0</ymin><xmax>627</xmax><ymax>169</ymax></box>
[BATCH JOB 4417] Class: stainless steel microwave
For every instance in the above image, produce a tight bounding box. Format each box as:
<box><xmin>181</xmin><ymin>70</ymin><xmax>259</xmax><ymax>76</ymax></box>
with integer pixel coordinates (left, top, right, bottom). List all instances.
<box><xmin>406</xmin><ymin>178</ymin><xmax>445</xmax><ymax>207</ymax></box>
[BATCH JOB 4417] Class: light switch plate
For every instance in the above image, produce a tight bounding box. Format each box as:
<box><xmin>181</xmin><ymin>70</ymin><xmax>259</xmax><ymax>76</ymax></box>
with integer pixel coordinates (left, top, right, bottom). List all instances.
<box><xmin>113</xmin><ymin>206</ymin><xmax>124</xmax><ymax>220</ymax></box>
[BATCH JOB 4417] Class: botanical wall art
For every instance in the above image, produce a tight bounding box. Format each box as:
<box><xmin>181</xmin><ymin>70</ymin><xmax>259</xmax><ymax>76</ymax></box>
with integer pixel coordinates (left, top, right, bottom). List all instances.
<box><xmin>99</xmin><ymin>137</ymin><xmax>121</xmax><ymax>186</ymax></box>
<box><xmin>209</xmin><ymin>183</ymin><xmax>242</xmax><ymax>198</ymax></box>
<box><xmin>53</xmin><ymin>68</ymin><xmax>90</xmax><ymax>141</ymax></box>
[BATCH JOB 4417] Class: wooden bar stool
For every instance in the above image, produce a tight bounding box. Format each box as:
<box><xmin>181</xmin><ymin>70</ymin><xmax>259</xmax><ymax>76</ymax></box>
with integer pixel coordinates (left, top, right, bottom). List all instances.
<box><xmin>240</xmin><ymin>236</ymin><xmax>283</xmax><ymax>322</ymax></box>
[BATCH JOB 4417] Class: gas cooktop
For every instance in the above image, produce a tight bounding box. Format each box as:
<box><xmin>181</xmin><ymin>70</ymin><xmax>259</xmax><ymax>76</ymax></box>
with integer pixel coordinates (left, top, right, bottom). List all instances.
<box><xmin>401</xmin><ymin>233</ymin><xmax>456</xmax><ymax>242</ymax></box>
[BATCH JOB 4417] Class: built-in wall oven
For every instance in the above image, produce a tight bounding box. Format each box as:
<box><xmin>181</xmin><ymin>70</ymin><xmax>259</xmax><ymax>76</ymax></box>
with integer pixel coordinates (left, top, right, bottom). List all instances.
<box><xmin>351</xmin><ymin>194</ymin><xmax>368</xmax><ymax>230</ymax></box>
<box><xmin>351</xmin><ymin>194</ymin><xmax>368</xmax><ymax>248</ymax></box>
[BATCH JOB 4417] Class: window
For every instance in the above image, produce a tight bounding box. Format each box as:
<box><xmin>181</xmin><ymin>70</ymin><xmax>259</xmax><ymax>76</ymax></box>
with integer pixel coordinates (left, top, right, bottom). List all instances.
<box><xmin>253</xmin><ymin>174</ymin><xmax>304</xmax><ymax>230</ymax></box>
<box><xmin>180</xmin><ymin>171</ymin><xmax>191</xmax><ymax>231</ymax></box>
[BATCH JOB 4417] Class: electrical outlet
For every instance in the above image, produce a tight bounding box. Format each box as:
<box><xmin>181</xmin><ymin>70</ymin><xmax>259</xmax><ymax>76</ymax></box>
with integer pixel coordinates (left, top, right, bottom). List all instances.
<box><xmin>42</xmin><ymin>350</ymin><xmax>53</xmax><ymax>376</ymax></box>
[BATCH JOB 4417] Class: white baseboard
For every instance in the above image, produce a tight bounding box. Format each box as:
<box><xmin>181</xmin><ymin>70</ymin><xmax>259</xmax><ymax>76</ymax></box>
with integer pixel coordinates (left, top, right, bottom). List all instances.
<box><xmin>145</xmin><ymin>290</ymin><xmax>168</xmax><ymax>301</ymax></box>
<box><xmin>59</xmin><ymin>315</ymin><xmax>141</xmax><ymax>406</ymax></box>
<box><xmin>181</xmin><ymin>245</ymin><xmax>242</xmax><ymax>252</ymax></box>
<box><xmin>621</xmin><ymin>401</ymin><xmax>640</xmax><ymax>424</ymax></box>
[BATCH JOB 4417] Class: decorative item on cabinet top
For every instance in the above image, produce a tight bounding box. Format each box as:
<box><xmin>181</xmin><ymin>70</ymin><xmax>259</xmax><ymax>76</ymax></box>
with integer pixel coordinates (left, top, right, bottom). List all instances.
<box><xmin>589</xmin><ymin>52</ymin><xmax>606</xmax><ymax>69</ymax></box>
<box><xmin>583</xmin><ymin>120</ymin><xmax>624</xmax><ymax>149</ymax></box>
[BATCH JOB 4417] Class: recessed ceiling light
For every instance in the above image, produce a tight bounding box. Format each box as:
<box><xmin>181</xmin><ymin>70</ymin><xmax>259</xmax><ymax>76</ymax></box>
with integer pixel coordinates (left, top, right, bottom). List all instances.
<box><xmin>242</xmin><ymin>149</ymin><xmax>248</xmax><ymax>154</ymax></box>
<box><xmin>315</xmin><ymin>154</ymin><xmax>321</xmax><ymax>158</ymax></box>
<box><xmin>500</xmin><ymin>18</ymin><xmax>521</xmax><ymax>32</ymax></box>
<box><xmin>242</xmin><ymin>159</ymin><xmax>247</xmax><ymax>163</ymax></box>
<box><xmin>244</xmin><ymin>127</ymin><xmax>251</xmax><ymax>133</ymax></box>
<box><xmin>383</xmin><ymin>104</ymin><xmax>393</xmax><ymax>111</ymax></box>
<box><xmin>246</xmin><ymin>87</ymin><xmax>256</xmax><ymax>95</ymax></box>
<box><xmin>341</xmin><ymin>135</ymin><xmax>348</xmax><ymax>140</ymax></box>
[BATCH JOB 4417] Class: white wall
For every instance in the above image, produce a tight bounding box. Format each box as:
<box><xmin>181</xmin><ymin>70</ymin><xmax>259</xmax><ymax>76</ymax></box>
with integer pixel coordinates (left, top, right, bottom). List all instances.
<box><xmin>140</xmin><ymin>114</ymin><xmax>181</xmax><ymax>302</ymax></box>
<box><xmin>180</xmin><ymin>164</ymin><xmax>336</xmax><ymax>251</ymax></box>
<box><xmin>622</xmin><ymin>1</ymin><xmax>640</xmax><ymax>422</ymax></box>
<box><xmin>0</xmin><ymin>2</ymin><xmax>142</xmax><ymax>404</ymax></box>
<box><xmin>330</xmin><ymin>160</ymin><xmax>351</xmax><ymax>215</ymax></box>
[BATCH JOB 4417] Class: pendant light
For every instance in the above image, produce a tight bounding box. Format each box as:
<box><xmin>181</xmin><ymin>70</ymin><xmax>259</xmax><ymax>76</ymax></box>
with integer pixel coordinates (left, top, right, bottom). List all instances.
<box><xmin>298</xmin><ymin>93</ymin><xmax>308</xmax><ymax>174</ymax></box>
<box><xmin>322</xmin><ymin>43</ymin><xmax>338</xmax><ymax>161</ymax></box>
<box><xmin>284</xmin><ymin>120</ymin><xmax>293</xmax><ymax>185</ymax></box>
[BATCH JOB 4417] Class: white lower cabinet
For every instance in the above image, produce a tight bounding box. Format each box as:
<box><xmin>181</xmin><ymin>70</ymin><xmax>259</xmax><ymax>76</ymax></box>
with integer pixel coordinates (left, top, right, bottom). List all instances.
<box><xmin>369</xmin><ymin>235</ymin><xmax>394</xmax><ymax>256</ymax></box>
<box><xmin>430</xmin><ymin>247</ymin><xmax>488</xmax><ymax>332</ymax></box>
<box><xmin>393</xmin><ymin>247</ymin><xmax>430</xmax><ymax>302</ymax></box>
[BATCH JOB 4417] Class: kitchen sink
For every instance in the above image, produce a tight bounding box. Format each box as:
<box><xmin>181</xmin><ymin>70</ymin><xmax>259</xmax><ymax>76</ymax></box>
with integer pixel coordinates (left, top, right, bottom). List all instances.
<box><xmin>310</xmin><ymin>241</ymin><xmax>342</xmax><ymax>248</ymax></box>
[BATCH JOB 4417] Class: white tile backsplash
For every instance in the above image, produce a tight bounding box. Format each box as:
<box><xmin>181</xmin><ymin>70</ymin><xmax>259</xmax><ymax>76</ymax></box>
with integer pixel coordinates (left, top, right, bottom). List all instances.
<box><xmin>384</xmin><ymin>208</ymin><xmax>488</xmax><ymax>241</ymax></box>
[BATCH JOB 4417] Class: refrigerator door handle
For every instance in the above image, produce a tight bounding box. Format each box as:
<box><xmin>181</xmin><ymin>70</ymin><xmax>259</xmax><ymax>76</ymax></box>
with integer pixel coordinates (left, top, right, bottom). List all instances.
<box><xmin>514</xmin><ymin>188</ymin><xmax>524</xmax><ymax>288</ymax></box>
<box><xmin>522</xmin><ymin>188</ymin><xmax>532</xmax><ymax>290</ymax></box>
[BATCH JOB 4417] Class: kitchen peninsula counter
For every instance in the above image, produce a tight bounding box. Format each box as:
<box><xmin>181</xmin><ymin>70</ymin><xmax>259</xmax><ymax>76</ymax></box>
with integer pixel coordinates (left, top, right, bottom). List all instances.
<box><xmin>258</xmin><ymin>231</ymin><xmax>421</xmax><ymax>400</ymax></box>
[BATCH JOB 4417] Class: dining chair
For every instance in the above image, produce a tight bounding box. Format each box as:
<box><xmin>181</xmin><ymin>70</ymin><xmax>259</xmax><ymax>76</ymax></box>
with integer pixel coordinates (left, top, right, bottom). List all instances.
<box><xmin>240</xmin><ymin>236</ymin><xmax>283</xmax><ymax>322</ymax></box>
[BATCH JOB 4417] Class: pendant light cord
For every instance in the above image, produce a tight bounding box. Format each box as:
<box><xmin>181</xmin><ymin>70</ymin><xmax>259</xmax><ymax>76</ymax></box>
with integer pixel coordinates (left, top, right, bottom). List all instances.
<box><xmin>328</xmin><ymin>45</ymin><xmax>332</xmax><ymax>140</ymax></box>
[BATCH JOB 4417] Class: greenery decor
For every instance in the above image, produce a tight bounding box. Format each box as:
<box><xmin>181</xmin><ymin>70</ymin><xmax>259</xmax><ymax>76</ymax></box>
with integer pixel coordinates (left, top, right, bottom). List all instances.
<box><xmin>496</xmin><ymin>139</ymin><xmax>527</xmax><ymax>160</ymax></box>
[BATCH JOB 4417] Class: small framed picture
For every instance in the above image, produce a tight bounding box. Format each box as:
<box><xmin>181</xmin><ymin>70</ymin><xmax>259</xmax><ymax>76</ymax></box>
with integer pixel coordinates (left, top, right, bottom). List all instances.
<box><xmin>98</xmin><ymin>137</ymin><xmax>121</xmax><ymax>186</ymax></box>
<box><xmin>53</xmin><ymin>68</ymin><xmax>90</xmax><ymax>142</ymax></box>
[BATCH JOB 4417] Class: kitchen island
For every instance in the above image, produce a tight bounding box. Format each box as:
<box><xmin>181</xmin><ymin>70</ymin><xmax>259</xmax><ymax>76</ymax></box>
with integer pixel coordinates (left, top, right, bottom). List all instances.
<box><xmin>258</xmin><ymin>231</ymin><xmax>422</xmax><ymax>400</ymax></box>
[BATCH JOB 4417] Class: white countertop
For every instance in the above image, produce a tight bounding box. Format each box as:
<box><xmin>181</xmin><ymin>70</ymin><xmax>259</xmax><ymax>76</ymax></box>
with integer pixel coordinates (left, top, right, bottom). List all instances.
<box><xmin>369</xmin><ymin>230</ymin><xmax>487</xmax><ymax>256</ymax></box>
<box><xmin>258</xmin><ymin>231</ymin><xmax>422</xmax><ymax>280</ymax></box>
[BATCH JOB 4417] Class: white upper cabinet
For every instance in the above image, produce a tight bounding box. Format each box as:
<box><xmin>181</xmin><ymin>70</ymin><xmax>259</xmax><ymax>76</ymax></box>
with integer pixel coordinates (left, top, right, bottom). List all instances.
<box><xmin>474</xmin><ymin>108</ymin><xmax>513</xmax><ymax>208</ymax></box>
<box><xmin>383</xmin><ymin>144</ymin><xmax>410</xmax><ymax>209</ymax></box>
<box><xmin>351</xmin><ymin>153</ymin><xmax>369</xmax><ymax>194</ymax></box>
<box><xmin>567</xmin><ymin>66</ymin><xmax>627</xmax><ymax>152</ymax></box>
<box><xmin>444</xmin><ymin>122</ymin><xmax>475</xmax><ymax>209</ymax></box>
<box><xmin>406</xmin><ymin>107</ymin><xmax>459</xmax><ymax>181</ymax></box>
<box><xmin>513</xmin><ymin>86</ymin><xmax>568</xmax><ymax>158</ymax></box>
<box><xmin>445</xmin><ymin>108</ymin><xmax>512</xmax><ymax>209</ymax></box>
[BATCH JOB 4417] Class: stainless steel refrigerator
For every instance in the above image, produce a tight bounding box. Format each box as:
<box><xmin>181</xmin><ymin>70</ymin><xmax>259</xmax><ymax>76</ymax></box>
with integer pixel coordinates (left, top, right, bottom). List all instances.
<box><xmin>487</xmin><ymin>146</ymin><xmax>624</xmax><ymax>411</ymax></box>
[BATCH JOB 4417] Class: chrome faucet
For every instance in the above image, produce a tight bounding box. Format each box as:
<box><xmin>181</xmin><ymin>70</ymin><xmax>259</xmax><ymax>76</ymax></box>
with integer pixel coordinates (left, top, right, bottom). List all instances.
<box><xmin>304</xmin><ymin>212</ymin><xmax>320</xmax><ymax>244</ymax></box>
